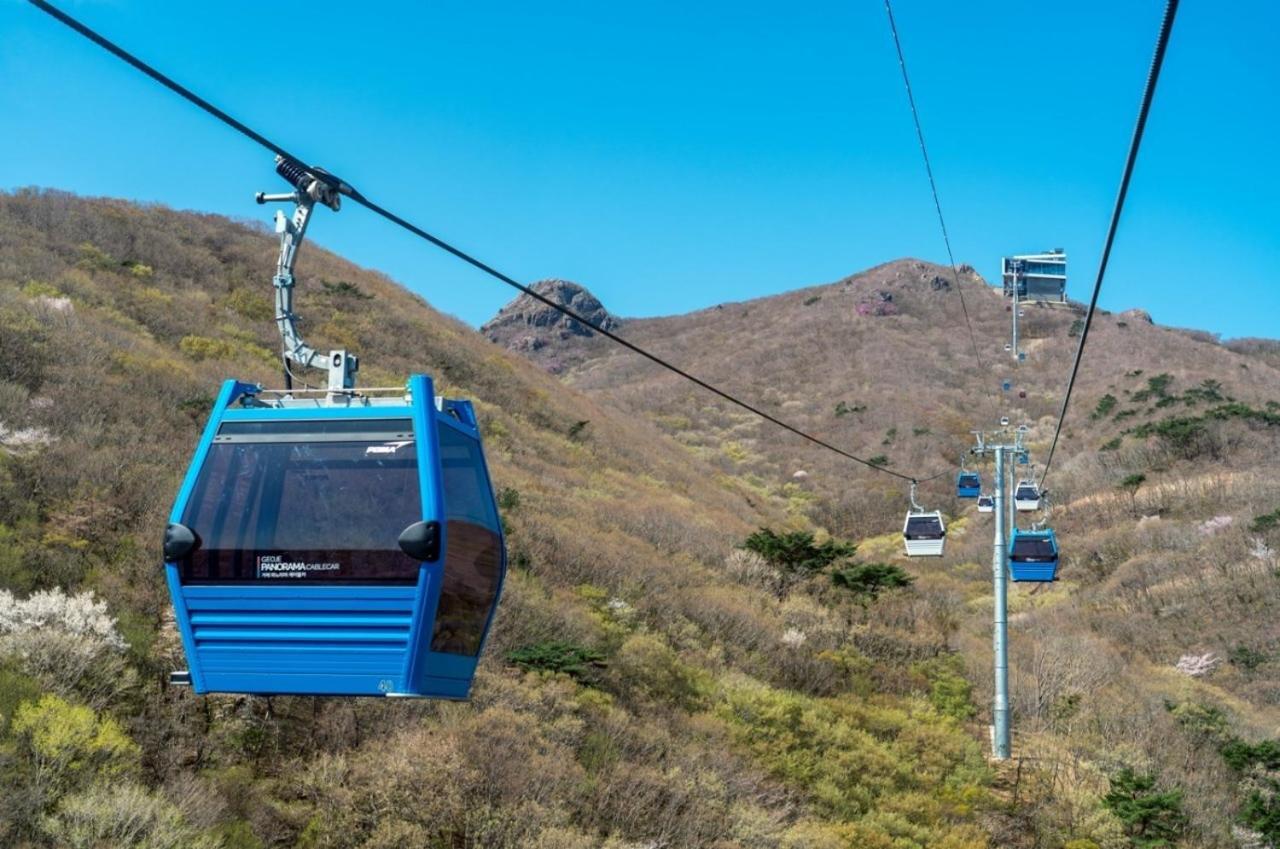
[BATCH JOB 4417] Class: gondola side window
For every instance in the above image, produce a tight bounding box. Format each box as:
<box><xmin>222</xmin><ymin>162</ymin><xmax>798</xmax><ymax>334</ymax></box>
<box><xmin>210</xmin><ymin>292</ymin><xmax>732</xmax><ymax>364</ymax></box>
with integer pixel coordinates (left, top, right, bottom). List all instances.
<box><xmin>178</xmin><ymin>427</ymin><xmax>422</xmax><ymax>583</ymax></box>
<box><xmin>430</xmin><ymin>422</ymin><xmax>503</xmax><ymax>657</ymax></box>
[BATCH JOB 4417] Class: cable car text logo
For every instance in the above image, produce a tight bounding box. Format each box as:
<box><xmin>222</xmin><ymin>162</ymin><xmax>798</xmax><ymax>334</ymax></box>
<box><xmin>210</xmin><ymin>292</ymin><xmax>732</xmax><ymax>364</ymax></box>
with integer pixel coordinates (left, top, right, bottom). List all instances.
<box><xmin>256</xmin><ymin>555</ymin><xmax>341</xmax><ymax>580</ymax></box>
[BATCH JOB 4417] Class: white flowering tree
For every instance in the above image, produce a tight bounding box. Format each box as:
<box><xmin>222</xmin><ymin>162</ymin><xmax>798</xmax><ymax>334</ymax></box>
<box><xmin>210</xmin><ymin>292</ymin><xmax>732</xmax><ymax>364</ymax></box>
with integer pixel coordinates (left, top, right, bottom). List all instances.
<box><xmin>0</xmin><ymin>588</ymin><xmax>134</xmax><ymax>709</ymax></box>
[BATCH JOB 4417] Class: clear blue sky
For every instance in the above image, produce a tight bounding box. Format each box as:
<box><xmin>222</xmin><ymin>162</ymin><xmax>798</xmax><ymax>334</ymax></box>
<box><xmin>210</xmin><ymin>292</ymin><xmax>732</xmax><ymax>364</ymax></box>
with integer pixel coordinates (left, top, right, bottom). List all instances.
<box><xmin>2</xmin><ymin>1</ymin><xmax>1276</xmax><ymax>339</ymax></box>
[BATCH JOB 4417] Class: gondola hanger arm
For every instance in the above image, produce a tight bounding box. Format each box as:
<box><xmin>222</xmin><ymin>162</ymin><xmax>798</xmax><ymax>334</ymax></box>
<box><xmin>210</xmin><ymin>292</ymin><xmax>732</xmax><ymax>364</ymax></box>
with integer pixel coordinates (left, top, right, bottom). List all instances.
<box><xmin>257</xmin><ymin>156</ymin><xmax>359</xmax><ymax>395</ymax></box>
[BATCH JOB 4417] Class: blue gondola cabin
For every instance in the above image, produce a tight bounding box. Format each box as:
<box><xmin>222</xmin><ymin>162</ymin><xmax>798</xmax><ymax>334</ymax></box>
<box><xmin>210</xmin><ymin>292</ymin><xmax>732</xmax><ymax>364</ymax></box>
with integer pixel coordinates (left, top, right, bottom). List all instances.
<box><xmin>956</xmin><ymin>471</ymin><xmax>981</xmax><ymax>498</ymax></box>
<box><xmin>162</xmin><ymin>374</ymin><xmax>506</xmax><ymax>698</ymax></box>
<box><xmin>1008</xmin><ymin>528</ymin><xmax>1059</xmax><ymax>582</ymax></box>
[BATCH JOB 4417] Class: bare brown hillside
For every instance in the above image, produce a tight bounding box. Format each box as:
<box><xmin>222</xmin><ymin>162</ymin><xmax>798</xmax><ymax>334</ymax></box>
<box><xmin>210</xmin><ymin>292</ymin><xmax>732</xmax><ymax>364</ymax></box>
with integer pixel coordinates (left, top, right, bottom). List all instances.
<box><xmin>489</xmin><ymin>259</ymin><xmax>1280</xmax><ymax>847</ymax></box>
<box><xmin>488</xmin><ymin>260</ymin><xmax>1280</xmax><ymax>524</ymax></box>
<box><xmin>0</xmin><ymin>190</ymin><xmax>1021</xmax><ymax>849</ymax></box>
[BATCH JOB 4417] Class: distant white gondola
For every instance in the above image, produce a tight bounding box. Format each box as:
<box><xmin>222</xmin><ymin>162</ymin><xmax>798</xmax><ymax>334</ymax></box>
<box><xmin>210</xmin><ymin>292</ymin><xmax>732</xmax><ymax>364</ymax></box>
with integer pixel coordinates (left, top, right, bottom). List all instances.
<box><xmin>1014</xmin><ymin>479</ymin><xmax>1041</xmax><ymax>512</ymax></box>
<box><xmin>977</xmin><ymin>494</ymin><xmax>994</xmax><ymax>513</ymax></box>
<box><xmin>903</xmin><ymin>510</ymin><xmax>946</xmax><ymax>556</ymax></box>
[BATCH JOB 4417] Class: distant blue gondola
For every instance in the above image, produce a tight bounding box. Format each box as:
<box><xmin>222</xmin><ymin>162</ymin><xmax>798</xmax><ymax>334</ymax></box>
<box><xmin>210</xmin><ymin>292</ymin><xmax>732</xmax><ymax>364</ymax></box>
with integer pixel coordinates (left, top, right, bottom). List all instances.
<box><xmin>956</xmin><ymin>471</ymin><xmax>981</xmax><ymax>498</ymax></box>
<box><xmin>163</xmin><ymin>374</ymin><xmax>506</xmax><ymax>698</ymax></box>
<box><xmin>1008</xmin><ymin>527</ymin><xmax>1059</xmax><ymax>582</ymax></box>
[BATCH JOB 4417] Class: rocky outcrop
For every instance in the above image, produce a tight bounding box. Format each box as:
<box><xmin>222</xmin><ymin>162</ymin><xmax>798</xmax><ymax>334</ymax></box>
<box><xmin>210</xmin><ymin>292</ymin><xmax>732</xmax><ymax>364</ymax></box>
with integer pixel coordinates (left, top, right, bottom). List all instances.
<box><xmin>481</xmin><ymin>279</ymin><xmax>619</xmax><ymax>371</ymax></box>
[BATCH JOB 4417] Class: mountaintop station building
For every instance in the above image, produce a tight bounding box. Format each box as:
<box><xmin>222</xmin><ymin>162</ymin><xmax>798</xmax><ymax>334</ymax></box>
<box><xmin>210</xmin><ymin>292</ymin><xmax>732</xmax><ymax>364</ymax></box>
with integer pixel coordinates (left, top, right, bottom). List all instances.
<box><xmin>1001</xmin><ymin>250</ymin><xmax>1067</xmax><ymax>303</ymax></box>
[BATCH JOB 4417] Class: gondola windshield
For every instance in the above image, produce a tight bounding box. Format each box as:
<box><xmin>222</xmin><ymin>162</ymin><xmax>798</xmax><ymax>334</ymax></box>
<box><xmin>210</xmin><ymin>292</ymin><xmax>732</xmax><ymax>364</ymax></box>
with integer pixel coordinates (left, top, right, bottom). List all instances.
<box><xmin>1011</xmin><ymin>534</ymin><xmax>1056</xmax><ymax>561</ymax></box>
<box><xmin>905</xmin><ymin>515</ymin><xmax>944</xmax><ymax>538</ymax></box>
<box><xmin>177</xmin><ymin>418</ymin><xmax>421</xmax><ymax>583</ymax></box>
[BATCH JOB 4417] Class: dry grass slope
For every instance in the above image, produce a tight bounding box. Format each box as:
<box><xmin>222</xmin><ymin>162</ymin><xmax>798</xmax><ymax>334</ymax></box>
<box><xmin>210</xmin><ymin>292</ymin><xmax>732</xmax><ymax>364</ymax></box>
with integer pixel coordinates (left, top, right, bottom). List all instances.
<box><xmin>0</xmin><ymin>190</ymin><xmax>1011</xmax><ymax>849</ymax></box>
<box><xmin>493</xmin><ymin>257</ymin><xmax>1280</xmax><ymax>848</ymax></box>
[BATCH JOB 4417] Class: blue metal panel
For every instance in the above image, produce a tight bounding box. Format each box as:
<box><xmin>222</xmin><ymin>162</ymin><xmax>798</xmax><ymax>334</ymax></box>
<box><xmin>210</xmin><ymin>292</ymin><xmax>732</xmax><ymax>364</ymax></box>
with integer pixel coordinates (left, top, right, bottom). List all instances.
<box><xmin>425</xmin><ymin>651</ymin><xmax>481</xmax><ymax>680</ymax></box>
<box><xmin>402</xmin><ymin>375</ymin><xmax>446</xmax><ymax>694</ymax></box>
<box><xmin>165</xmin><ymin>564</ymin><xmax>204</xmax><ymax>691</ymax></box>
<box><xmin>166</xmin><ymin>379</ymin><xmax>255</xmax><ymax>694</ymax></box>
<box><xmin>1009</xmin><ymin>562</ymin><xmax>1058</xmax><ymax>582</ymax></box>
<box><xmin>442</xmin><ymin>398</ymin><xmax>479</xmax><ymax>431</ymax></box>
<box><xmin>184</xmin><ymin>584</ymin><xmax>416</xmax><ymax>695</ymax></box>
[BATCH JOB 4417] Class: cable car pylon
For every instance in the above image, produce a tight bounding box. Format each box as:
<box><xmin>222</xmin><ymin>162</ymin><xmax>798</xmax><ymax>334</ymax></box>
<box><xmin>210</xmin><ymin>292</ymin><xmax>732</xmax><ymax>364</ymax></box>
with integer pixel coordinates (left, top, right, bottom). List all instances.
<box><xmin>969</xmin><ymin>424</ymin><xmax>1029</xmax><ymax>760</ymax></box>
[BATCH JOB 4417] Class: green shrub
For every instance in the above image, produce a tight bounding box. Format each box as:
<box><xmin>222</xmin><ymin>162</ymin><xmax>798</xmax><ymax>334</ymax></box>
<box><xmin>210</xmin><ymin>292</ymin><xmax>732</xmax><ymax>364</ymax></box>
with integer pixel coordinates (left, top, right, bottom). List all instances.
<box><xmin>611</xmin><ymin>633</ymin><xmax>707</xmax><ymax>708</ymax></box>
<box><xmin>1228</xmin><ymin>644</ymin><xmax>1268</xmax><ymax>671</ymax></box>
<box><xmin>743</xmin><ymin>528</ymin><xmax>855</xmax><ymax>575</ymax></box>
<box><xmin>912</xmin><ymin>655</ymin><xmax>976</xmax><ymax>720</ymax></box>
<box><xmin>1092</xmin><ymin>394</ymin><xmax>1118</xmax><ymax>419</ymax></box>
<box><xmin>1182</xmin><ymin>379</ymin><xmax>1225</xmax><ymax>405</ymax></box>
<box><xmin>1167</xmin><ymin>701</ymin><xmax>1230</xmax><ymax>746</ymax></box>
<box><xmin>75</xmin><ymin>243</ymin><xmax>115</xmax><ymax>271</ymax></box>
<box><xmin>1118</xmin><ymin>473</ymin><xmax>1146</xmax><ymax>492</ymax></box>
<box><xmin>834</xmin><ymin>401</ymin><xmax>865</xmax><ymax>417</ymax></box>
<box><xmin>506</xmin><ymin>640</ymin><xmax>605</xmax><ymax>681</ymax></box>
<box><xmin>10</xmin><ymin>694</ymin><xmax>139</xmax><ymax>805</ymax></box>
<box><xmin>177</xmin><ymin>394</ymin><xmax>214</xmax><ymax>419</ymax></box>
<box><xmin>497</xmin><ymin>487</ymin><xmax>521</xmax><ymax>511</ymax></box>
<box><xmin>0</xmin><ymin>661</ymin><xmax>42</xmax><ymax>735</ymax></box>
<box><xmin>1240</xmin><ymin>785</ymin><xmax>1280</xmax><ymax>848</ymax></box>
<box><xmin>830</xmin><ymin>562</ymin><xmax>913</xmax><ymax>599</ymax></box>
<box><xmin>1101</xmin><ymin>767</ymin><xmax>1187</xmax><ymax>848</ymax></box>
<box><xmin>224</xmin><ymin>288</ymin><xmax>273</xmax><ymax>321</ymax></box>
<box><xmin>868</xmin><ymin>455</ymin><xmax>890</xmax><ymax>467</ymax></box>
<box><xmin>21</xmin><ymin>280</ymin><xmax>61</xmax><ymax>298</ymax></box>
<box><xmin>321</xmin><ymin>279</ymin><xmax>372</xmax><ymax>299</ymax></box>
<box><xmin>803</xmin><ymin>295</ymin><xmax>821</xmax><ymax>306</ymax></box>
<box><xmin>1100</xmin><ymin>437</ymin><xmax>1122</xmax><ymax>451</ymax></box>
<box><xmin>178</xmin><ymin>335</ymin><xmax>240</xmax><ymax>361</ymax></box>
<box><xmin>120</xmin><ymin>260</ymin><xmax>154</xmax><ymax>278</ymax></box>
<box><xmin>1132</xmin><ymin>373</ymin><xmax>1174</xmax><ymax>403</ymax></box>
<box><xmin>1131</xmin><ymin>416</ymin><xmax>1212</xmax><ymax>459</ymax></box>
<box><xmin>1249</xmin><ymin>509</ymin><xmax>1280</xmax><ymax>534</ymax></box>
<box><xmin>1220</xmin><ymin>738</ymin><xmax>1280</xmax><ymax>772</ymax></box>
<box><xmin>718</xmin><ymin>678</ymin><xmax>988</xmax><ymax>830</ymax></box>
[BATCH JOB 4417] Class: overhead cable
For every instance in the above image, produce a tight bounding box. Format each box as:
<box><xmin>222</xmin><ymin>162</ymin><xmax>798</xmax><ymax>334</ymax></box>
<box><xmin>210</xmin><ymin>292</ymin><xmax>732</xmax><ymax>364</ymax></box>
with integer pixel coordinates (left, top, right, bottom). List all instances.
<box><xmin>883</xmin><ymin>0</ymin><xmax>1002</xmax><ymax>428</ymax></box>
<box><xmin>29</xmin><ymin>0</ymin><xmax>941</xmax><ymax>484</ymax></box>
<box><xmin>1039</xmin><ymin>0</ymin><xmax>1180</xmax><ymax>486</ymax></box>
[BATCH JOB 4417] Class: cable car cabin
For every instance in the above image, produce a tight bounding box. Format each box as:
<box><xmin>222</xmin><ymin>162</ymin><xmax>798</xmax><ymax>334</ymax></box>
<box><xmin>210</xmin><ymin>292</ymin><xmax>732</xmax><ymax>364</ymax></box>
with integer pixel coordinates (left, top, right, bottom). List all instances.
<box><xmin>162</xmin><ymin>374</ymin><xmax>506</xmax><ymax>699</ymax></box>
<box><xmin>956</xmin><ymin>472</ymin><xmax>981</xmax><ymax>499</ymax></box>
<box><xmin>1008</xmin><ymin>528</ymin><xmax>1059</xmax><ymax>582</ymax></box>
<box><xmin>1013</xmin><ymin>480</ymin><xmax>1041</xmax><ymax>512</ymax></box>
<box><xmin>903</xmin><ymin>511</ymin><xmax>946</xmax><ymax>557</ymax></box>
<box><xmin>977</xmin><ymin>495</ymin><xmax>994</xmax><ymax>513</ymax></box>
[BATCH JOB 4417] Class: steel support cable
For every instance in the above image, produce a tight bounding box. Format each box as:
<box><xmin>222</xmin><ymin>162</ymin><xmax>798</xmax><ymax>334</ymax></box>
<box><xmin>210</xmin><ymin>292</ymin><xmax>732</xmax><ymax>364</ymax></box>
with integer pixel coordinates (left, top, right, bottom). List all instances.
<box><xmin>1038</xmin><ymin>0</ymin><xmax>1180</xmax><ymax>488</ymax></box>
<box><xmin>883</xmin><ymin>0</ymin><xmax>1002</xmax><ymax>429</ymax></box>
<box><xmin>28</xmin><ymin>0</ymin><xmax>946</xmax><ymax>485</ymax></box>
